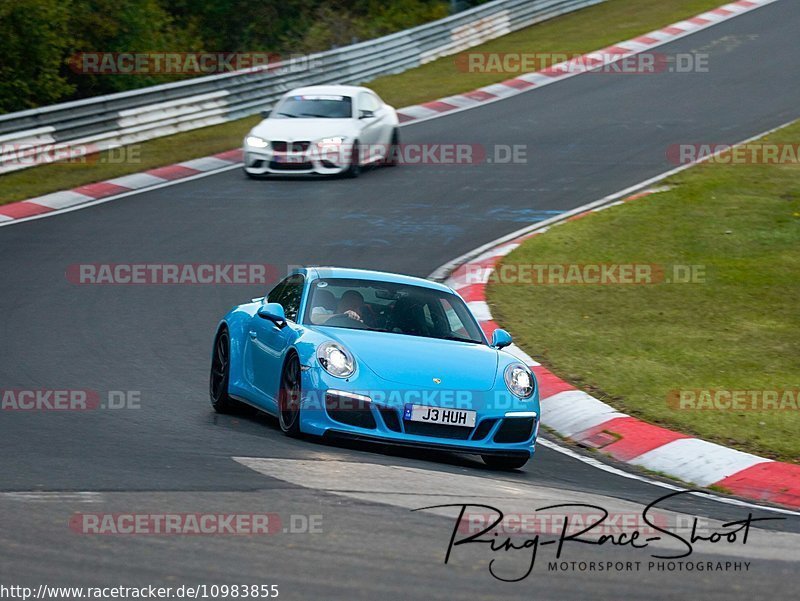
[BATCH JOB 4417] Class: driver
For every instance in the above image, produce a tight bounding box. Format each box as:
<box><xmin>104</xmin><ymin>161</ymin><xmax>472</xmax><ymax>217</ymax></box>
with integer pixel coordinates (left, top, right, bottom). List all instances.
<box><xmin>335</xmin><ymin>290</ymin><xmax>365</xmax><ymax>322</ymax></box>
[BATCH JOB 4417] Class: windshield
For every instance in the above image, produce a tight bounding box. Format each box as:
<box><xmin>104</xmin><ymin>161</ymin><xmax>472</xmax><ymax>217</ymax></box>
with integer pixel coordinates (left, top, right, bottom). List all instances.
<box><xmin>303</xmin><ymin>278</ymin><xmax>486</xmax><ymax>344</ymax></box>
<box><xmin>273</xmin><ymin>94</ymin><xmax>353</xmax><ymax>119</ymax></box>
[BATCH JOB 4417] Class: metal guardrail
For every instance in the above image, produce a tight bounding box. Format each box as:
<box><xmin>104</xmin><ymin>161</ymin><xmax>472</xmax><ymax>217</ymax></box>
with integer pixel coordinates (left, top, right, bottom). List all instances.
<box><xmin>0</xmin><ymin>0</ymin><xmax>603</xmax><ymax>174</ymax></box>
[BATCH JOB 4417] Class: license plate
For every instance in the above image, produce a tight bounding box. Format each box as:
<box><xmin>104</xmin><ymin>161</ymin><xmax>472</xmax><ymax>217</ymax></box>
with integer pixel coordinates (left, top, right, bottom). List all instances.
<box><xmin>403</xmin><ymin>404</ymin><xmax>476</xmax><ymax>428</ymax></box>
<box><xmin>274</xmin><ymin>154</ymin><xmax>304</xmax><ymax>163</ymax></box>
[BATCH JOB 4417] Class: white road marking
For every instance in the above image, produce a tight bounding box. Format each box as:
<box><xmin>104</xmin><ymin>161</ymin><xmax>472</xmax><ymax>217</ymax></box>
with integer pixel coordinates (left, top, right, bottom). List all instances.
<box><xmin>106</xmin><ymin>172</ymin><xmax>168</xmax><ymax>189</ymax></box>
<box><xmin>540</xmin><ymin>390</ymin><xmax>628</xmax><ymax>437</ymax></box>
<box><xmin>28</xmin><ymin>191</ymin><xmax>94</xmax><ymax>210</ymax></box>
<box><xmin>180</xmin><ymin>156</ymin><xmax>236</xmax><ymax>171</ymax></box>
<box><xmin>0</xmin><ymin>492</ymin><xmax>105</xmax><ymax>503</ymax></box>
<box><xmin>436</xmin><ymin>95</ymin><xmax>481</xmax><ymax>109</ymax></box>
<box><xmin>233</xmin><ymin>456</ymin><xmax>800</xmax><ymax>559</ymax></box>
<box><xmin>0</xmin><ymin>163</ymin><xmax>242</xmax><ymax>228</ymax></box>
<box><xmin>536</xmin><ymin>437</ymin><xmax>800</xmax><ymax>516</ymax></box>
<box><xmin>630</xmin><ymin>438</ymin><xmax>772</xmax><ymax>487</ymax></box>
<box><xmin>504</xmin><ymin>343</ymin><xmax>540</xmax><ymax>367</ymax></box>
<box><xmin>466</xmin><ymin>301</ymin><xmax>492</xmax><ymax>321</ymax></box>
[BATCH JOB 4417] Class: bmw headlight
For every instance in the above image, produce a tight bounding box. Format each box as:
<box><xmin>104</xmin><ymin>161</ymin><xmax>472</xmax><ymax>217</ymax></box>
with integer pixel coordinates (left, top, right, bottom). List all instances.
<box><xmin>317</xmin><ymin>342</ymin><xmax>355</xmax><ymax>378</ymax></box>
<box><xmin>504</xmin><ymin>363</ymin><xmax>534</xmax><ymax>399</ymax></box>
<box><xmin>246</xmin><ymin>135</ymin><xmax>269</xmax><ymax>148</ymax></box>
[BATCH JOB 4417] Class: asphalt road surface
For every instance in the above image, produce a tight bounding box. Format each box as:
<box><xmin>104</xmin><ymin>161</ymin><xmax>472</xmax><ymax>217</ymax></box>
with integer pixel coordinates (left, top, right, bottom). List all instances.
<box><xmin>1</xmin><ymin>1</ymin><xmax>799</xmax><ymax>599</ymax></box>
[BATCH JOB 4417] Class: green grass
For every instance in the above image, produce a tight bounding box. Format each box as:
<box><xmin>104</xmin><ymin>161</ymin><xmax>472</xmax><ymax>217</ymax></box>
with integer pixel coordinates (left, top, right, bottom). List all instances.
<box><xmin>0</xmin><ymin>116</ymin><xmax>260</xmax><ymax>204</ymax></box>
<box><xmin>0</xmin><ymin>0</ymin><xmax>728</xmax><ymax>205</ymax></box>
<box><xmin>369</xmin><ymin>0</ymin><xmax>728</xmax><ymax>106</ymax></box>
<box><xmin>487</xmin><ymin>121</ymin><xmax>800</xmax><ymax>463</ymax></box>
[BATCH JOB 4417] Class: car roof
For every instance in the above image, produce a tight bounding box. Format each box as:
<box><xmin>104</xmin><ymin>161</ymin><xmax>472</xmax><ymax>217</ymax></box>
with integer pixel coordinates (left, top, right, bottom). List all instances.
<box><xmin>298</xmin><ymin>267</ymin><xmax>453</xmax><ymax>294</ymax></box>
<box><xmin>284</xmin><ymin>85</ymin><xmax>371</xmax><ymax>97</ymax></box>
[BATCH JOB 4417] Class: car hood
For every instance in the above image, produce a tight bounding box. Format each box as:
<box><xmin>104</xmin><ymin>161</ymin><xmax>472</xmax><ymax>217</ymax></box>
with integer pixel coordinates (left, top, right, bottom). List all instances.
<box><xmin>313</xmin><ymin>326</ymin><xmax>499</xmax><ymax>391</ymax></box>
<box><xmin>250</xmin><ymin>118</ymin><xmax>358</xmax><ymax>141</ymax></box>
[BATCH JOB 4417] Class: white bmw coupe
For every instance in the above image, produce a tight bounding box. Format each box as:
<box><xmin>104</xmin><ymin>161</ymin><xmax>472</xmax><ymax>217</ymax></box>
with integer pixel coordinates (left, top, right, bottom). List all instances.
<box><xmin>243</xmin><ymin>85</ymin><xmax>400</xmax><ymax>178</ymax></box>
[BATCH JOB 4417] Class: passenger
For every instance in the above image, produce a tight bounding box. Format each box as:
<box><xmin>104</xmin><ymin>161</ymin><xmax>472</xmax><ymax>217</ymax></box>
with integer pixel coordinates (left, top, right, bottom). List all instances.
<box><xmin>310</xmin><ymin>289</ymin><xmax>337</xmax><ymax>324</ymax></box>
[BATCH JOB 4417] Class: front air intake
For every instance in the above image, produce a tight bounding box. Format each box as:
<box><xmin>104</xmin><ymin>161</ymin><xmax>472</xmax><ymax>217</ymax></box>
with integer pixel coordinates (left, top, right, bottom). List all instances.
<box><xmin>325</xmin><ymin>392</ymin><xmax>376</xmax><ymax>429</ymax></box>
<box><xmin>493</xmin><ymin>417</ymin><xmax>535</xmax><ymax>443</ymax></box>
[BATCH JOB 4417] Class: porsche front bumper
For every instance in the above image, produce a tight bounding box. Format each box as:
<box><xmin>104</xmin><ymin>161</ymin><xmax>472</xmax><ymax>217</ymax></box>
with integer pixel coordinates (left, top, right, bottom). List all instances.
<box><xmin>298</xmin><ymin>368</ymin><xmax>539</xmax><ymax>458</ymax></box>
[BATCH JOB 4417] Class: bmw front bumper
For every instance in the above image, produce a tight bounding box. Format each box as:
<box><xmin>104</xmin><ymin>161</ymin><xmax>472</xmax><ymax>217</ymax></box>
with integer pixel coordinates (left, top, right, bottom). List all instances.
<box><xmin>243</xmin><ymin>145</ymin><xmax>351</xmax><ymax>176</ymax></box>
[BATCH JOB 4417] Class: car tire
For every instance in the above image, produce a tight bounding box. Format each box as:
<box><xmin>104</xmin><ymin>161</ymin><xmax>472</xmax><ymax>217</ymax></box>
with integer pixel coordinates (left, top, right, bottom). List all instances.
<box><xmin>344</xmin><ymin>140</ymin><xmax>361</xmax><ymax>178</ymax></box>
<box><xmin>210</xmin><ymin>328</ymin><xmax>245</xmax><ymax>414</ymax></box>
<box><xmin>481</xmin><ymin>455</ymin><xmax>529</xmax><ymax>470</ymax></box>
<box><xmin>384</xmin><ymin>129</ymin><xmax>400</xmax><ymax>167</ymax></box>
<box><xmin>278</xmin><ymin>353</ymin><xmax>302</xmax><ymax>436</ymax></box>
<box><xmin>244</xmin><ymin>168</ymin><xmax>269</xmax><ymax>180</ymax></box>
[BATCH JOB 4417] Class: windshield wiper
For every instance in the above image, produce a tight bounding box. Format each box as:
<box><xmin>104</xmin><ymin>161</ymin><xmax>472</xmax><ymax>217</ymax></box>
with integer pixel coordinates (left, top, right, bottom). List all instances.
<box><xmin>276</xmin><ymin>112</ymin><xmax>298</xmax><ymax>118</ymax></box>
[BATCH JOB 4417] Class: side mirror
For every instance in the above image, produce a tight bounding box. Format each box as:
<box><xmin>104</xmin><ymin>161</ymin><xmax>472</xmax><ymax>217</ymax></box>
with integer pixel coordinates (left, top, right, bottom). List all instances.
<box><xmin>260</xmin><ymin>109</ymin><xmax>271</xmax><ymax>119</ymax></box>
<box><xmin>257</xmin><ymin>302</ymin><xmax>286</xmax><ymax>325</ymax></box>
<box><xmin>491</xmin><ymin>328</ymin><xmax>513</xmax><ymax>349</ymax></box>
<box><xmin>359</xmin><ymin>109</ymin><xmax>374</xmax><ymax>119</ymax></box>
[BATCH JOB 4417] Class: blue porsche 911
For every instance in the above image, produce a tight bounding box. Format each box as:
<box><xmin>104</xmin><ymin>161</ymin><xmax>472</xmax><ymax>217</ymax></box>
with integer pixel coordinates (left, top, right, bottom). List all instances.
<box><xmin>210</xmin><ymin>267</ymin><xmax>539</xmax><ymax>469</ymax></box>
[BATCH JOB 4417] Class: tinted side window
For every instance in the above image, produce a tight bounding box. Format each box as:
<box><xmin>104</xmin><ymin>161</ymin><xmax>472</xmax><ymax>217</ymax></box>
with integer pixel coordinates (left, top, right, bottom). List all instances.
<box><xmin>273</xmin><ymin>274</ymin><xmax>305</xmax><ymax>322</ymax></box>
<box><xmin>266</xmin><ymin>280</ymin><xmax>286</xmax><ymax>304</ymax></box>
<box><xmin>281</xmin><ymin>275</ymin><xmax>304</xmax><ymax>321</ymax></box>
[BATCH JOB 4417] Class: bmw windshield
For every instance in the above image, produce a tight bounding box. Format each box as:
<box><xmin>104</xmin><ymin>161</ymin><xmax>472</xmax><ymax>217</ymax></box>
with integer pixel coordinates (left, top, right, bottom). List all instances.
<box><xmin>273</xmin><ymin>95</ymin><xmax>353</xmax><ymax>119</ymax></box>
<box><xmin>303</xmin><ymin>278</ymin><xmax>485</xmax><ymax>344</ymax></box>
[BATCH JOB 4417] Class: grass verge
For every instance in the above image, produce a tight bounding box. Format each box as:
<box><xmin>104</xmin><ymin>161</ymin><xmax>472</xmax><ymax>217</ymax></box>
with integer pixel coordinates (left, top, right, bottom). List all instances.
<box><xmin>487</xmin><ymin>120</ymin><xmax>800</xmax><ymax>462</ymax></box>
<box><xmin>1</xmin><ymin>0</ymin><xmax>729</xmax><ymax>206</ymax></box>
<box><xmin>0</xmin><ymin>116</ymin><xmax>260</xmax><ymax>204</ymax></box>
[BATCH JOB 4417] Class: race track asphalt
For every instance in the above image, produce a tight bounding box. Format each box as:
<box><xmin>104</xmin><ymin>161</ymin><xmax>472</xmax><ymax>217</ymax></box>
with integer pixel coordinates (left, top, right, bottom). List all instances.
<box><xmin>1</xmin><ymin>1</ymin><xmax>799</xmax><ymax>599</ymax></box>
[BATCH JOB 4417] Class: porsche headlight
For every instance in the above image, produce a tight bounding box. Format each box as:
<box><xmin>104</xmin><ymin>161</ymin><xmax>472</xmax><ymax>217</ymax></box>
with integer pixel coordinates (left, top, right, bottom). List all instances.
<box><xmin>246</xmin><ymin>135</ymin><xmax>269</xmax><ymax>148</ymax></box>
<box><xmin>504</xmin><ymin>363</ymin><xmax>534</xmax><ymax>399</ymax></box>
<box><xmin>317</xmin><ymin>342</ymin><xmax>355</xmax><ymax>378</ymax></box>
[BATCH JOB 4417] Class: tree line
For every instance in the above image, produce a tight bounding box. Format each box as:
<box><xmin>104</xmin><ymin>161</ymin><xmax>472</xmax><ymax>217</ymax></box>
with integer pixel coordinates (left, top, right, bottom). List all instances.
<box><xmin>0</xmin><ymin>0</ymin><xmax>484</xmax><ymax>114</ymax></box>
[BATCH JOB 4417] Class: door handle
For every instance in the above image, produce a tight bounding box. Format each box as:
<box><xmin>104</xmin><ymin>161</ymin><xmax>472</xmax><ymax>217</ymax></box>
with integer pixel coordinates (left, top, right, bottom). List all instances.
<box><xmin>249</xmin><ymin>330</ymin><xmax>257</xmax><ymax>340</ymax></box>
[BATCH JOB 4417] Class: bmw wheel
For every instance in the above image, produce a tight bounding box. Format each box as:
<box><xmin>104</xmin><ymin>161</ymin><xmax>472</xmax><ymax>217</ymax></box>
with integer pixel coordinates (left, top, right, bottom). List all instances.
<box><xmin>244</xmin><ymin>168</ymin><xmax>269</xmax><ymax>180</ymax></box>
<box><xmin>344</xmin><ymin>140</ymin><xmax>361</xmax><ymax>178</ymax></box>
<box><xmin>384</xmin><ymin>129</ymin><xmax>400</xmax><ymax>167</ymax></box>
